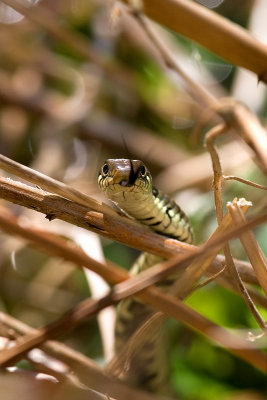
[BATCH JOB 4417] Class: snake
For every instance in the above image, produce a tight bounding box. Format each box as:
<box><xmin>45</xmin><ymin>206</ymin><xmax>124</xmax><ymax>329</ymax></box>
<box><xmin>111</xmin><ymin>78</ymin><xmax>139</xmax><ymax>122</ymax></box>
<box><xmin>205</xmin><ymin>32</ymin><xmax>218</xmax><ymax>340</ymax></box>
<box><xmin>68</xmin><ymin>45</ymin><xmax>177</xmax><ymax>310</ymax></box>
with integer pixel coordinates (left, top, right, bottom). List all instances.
<box><xmin>98</xmin><ymin>159</ymin><xmax>194</xmax><ymax>394</ymax></box>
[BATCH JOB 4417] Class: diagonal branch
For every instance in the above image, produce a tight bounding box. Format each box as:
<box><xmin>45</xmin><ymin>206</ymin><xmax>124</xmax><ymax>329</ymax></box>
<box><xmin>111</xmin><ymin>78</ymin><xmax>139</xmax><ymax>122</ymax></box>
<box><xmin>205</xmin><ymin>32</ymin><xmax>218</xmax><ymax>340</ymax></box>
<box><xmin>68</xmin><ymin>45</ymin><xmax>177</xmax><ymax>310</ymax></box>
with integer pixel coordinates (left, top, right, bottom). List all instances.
<box><xmin>0</xmin><ymin>175</ymin><xmax>263</xmax><ymax>284</ymax></box>
<box><xmin>128</xmin><ymin>5</ymin><xmax>267</xmax><ymax>175</ymax></box>
<box><xmin>127</xmin><ymin>0</ymin><xmax>267</xmax><ymax>82</ymax></box>
<box><xmin>228</xmin><ymin>201</ymin><xmax>267</xmax><ymax>298</ymax></box>
<box><xmin>0</xmin><ymin>205</ymin><xmax>266</xmax><ymax>371</ymax></box>
<box><xmin>0</xmin><ymin>154</ymin><xmax>116</xmax><ymax>216</ymax></box>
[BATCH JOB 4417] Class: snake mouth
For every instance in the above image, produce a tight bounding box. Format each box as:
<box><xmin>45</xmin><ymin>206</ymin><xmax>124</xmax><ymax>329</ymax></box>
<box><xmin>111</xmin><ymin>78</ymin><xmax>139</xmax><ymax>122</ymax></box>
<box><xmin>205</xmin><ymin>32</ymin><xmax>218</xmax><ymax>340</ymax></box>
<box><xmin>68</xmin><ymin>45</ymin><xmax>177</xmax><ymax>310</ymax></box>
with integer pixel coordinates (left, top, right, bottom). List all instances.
<box><xmin>119</xmin><ymin>179</ymin><xmax>131</xmax><ymax>187</ymax></box>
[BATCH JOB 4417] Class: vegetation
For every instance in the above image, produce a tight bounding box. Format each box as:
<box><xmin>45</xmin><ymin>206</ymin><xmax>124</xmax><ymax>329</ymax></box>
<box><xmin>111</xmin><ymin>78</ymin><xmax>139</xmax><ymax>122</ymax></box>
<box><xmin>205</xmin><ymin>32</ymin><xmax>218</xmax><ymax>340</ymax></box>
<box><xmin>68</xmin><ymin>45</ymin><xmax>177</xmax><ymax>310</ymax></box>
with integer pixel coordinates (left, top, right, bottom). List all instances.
<box><xmin>0</xmin><ymin>1</ymin><xmax>266</xmax><ymax>399</ymax></box>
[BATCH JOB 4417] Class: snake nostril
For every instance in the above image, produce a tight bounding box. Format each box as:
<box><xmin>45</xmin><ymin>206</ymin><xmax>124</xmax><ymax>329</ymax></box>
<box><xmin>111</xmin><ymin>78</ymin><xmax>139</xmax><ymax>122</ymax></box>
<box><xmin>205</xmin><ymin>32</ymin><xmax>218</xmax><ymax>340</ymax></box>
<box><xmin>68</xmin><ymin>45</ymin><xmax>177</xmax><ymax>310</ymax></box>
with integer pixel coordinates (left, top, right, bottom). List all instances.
<box><xmin>119</xmin><ymin>180</ymin><xmax>129</xmax><ymax>186</ymax></box>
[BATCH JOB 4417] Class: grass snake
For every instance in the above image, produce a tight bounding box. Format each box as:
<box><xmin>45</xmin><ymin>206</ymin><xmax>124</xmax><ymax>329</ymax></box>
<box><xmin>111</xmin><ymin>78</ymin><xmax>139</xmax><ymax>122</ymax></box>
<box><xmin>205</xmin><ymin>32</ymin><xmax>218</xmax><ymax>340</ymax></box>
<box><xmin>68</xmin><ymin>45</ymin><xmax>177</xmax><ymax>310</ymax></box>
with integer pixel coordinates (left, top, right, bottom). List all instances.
<box><xmin>98</xmin><ymin>159</ymin><xmax>193</xmax><ymax>394</ymax></box>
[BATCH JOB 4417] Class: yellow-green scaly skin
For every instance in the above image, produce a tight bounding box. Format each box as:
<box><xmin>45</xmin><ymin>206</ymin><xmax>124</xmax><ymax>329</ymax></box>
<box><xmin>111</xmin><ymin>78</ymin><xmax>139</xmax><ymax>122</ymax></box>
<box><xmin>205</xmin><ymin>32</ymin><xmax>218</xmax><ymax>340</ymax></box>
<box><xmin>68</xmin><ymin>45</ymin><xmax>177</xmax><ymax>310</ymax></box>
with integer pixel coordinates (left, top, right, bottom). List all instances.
<box><xmin>98</xmin><ymin>159</ymin><xmax>193</xmax><ymax>393</ymax></box>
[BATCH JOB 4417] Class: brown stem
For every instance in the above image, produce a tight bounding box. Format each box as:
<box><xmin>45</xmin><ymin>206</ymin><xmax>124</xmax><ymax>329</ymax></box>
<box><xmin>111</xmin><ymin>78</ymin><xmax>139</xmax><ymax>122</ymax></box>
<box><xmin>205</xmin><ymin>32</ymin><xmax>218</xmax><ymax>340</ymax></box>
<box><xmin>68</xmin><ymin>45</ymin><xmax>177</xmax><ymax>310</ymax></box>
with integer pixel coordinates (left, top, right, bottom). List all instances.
<box><xmin>128</xmin><ymin>0</ymin><xmax>267</xmax><ymax>82</ymax></box>
<box><xmin>0</xmin><ymin>207</ymin><xmax>266</xmax><ymax>370</ymax></box>
<box><xmin>205</xmin><ymin>125</ymin><xmax>267</xmax><ymax>331</ymax></box>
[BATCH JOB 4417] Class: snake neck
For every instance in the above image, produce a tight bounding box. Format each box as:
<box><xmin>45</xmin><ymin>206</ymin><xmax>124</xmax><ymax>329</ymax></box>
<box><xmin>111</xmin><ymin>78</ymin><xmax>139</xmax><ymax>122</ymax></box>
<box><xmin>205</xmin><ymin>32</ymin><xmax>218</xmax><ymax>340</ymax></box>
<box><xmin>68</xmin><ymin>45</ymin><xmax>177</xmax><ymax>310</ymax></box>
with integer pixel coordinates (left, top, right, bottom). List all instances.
<box><xmin>112</xmin><ymin>185</ymin><xmax>193</xmax><ymax>244</ymax></box>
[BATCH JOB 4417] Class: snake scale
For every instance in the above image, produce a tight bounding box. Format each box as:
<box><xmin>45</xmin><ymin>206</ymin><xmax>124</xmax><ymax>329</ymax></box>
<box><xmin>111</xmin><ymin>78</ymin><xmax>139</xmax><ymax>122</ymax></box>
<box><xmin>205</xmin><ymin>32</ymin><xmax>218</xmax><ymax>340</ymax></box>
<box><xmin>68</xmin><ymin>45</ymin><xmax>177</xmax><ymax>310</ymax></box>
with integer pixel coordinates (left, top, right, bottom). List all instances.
<box><xmin>98</xmin><ymin>159</ymin><xmax>194</xmax><ymax>394</ymax></box>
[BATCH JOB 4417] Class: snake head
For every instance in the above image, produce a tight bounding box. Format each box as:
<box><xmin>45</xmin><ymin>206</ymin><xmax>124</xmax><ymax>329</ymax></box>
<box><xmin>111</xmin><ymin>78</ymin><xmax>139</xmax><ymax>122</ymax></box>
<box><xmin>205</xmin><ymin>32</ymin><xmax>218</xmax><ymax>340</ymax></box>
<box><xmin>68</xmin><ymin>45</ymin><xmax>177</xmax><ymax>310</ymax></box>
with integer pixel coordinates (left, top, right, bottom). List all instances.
<box><xmin>98</xmin><ymin>159</ymin><xmax>152</xmax><ymax>203</ymax></box>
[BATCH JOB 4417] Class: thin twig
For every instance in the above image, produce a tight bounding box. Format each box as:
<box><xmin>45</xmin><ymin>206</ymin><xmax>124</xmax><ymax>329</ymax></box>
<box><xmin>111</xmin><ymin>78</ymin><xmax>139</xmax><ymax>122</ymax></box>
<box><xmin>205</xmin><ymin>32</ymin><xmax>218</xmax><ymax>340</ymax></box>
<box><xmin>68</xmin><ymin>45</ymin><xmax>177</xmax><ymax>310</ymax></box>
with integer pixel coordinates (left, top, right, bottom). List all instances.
<box><xmin>155</xmin><ymin>140</ymin><xmax>252</xmax><ymax>194</ymax></box>
<box><xmin>130</xmin><ymin>4</ymin><xmax>218</xmax><ymax>109</ymax></box>
<box><xmin>215</xmin><ymin>99</ymin><xmax>267</xmax><ymax>175</ymax></box>
<box><xmin>205</xmin><ymin>125</ymin><xmax>267</xmax><ymax>331</ymax></box>
<box><xmin>205</xmin><ymin>124</ymin><xmax>228</xmax><ymax>223</ymax></box>
<box><xmin>194</xmin><ymin>266</ymin><xmax>225</xmax><ymax>291</ymax></box>
<box><xmin>224</xmin><ymin>175</ymin><xmax>267</xmax><ymax>190</ymax></box>
<box><xmin>224</xmin><ymin>245</ymin><xmax>267</xmax><ymax>331</ymax></box>
<box><xmin>228</xmin><ymin>200</ymin><xmax>267</xmax><ymax>298</ymax></box>
<box><xmin>169</xmin><ymin>203</ymin><xmax>249</xmax><ymax>300</ymax></box>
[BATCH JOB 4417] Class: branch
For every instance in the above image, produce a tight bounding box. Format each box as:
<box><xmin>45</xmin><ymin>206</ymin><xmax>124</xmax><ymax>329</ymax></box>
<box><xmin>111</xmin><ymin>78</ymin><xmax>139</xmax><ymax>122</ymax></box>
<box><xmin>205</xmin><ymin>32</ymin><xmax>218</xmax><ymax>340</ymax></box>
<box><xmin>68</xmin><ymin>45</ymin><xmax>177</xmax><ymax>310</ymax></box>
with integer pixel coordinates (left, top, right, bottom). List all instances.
<box><xmin>205</xmin><ymin>126</ymin><xmax>267</xmax><ymax>331</ymax></box>
<box><xmin>127</xmin><ymin>0</ymin><xmax>267</xmax><ymax>82</ymax></box>
<box><xmin>0</xmin><ymin>154</ymin><xmax>116</xmax><ymax>216</ymax></box>
<box><xmin>0</xmin><ymin>205</ymin><xmax>266</xmax><ymax>371</ymax></box>
<box><xmin>224</xmin><ymin>175</ymin><xmax>267</xmax><ymax>191</ymax></box>
<box><xmin>228</xmin><ymin>201</ymin><xmax>267</xmax><ymax>298</ymax></box>
<box><xmin>215</xmin><ymin>99</ymin><xmax>267</xmax><ymax>174</ymax></box>
<box><xmin>0</xmin><ymin>313</ymin><xmax>159</xmax><ymax>400</ymax></box>
<box><xmin>127</xmin><ymin>5</ymin><xmax>267</xmax><ymax>175</ymax></box>
<box><xmin>0</xmin><ymin>175</ymin><xmax>263</xmax><ymax>284</ymax></box>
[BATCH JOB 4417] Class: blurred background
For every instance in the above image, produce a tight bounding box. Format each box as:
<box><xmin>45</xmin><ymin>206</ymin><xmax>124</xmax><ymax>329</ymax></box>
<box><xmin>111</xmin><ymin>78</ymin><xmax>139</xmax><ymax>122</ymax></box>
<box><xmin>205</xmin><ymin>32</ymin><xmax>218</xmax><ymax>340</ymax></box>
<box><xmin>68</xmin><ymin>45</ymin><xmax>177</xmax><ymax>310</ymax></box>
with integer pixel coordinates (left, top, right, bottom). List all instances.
<box><xmin>0</xmin><ymin>0</ymin><xmax>267</xmax><ymax>399</ymax></box>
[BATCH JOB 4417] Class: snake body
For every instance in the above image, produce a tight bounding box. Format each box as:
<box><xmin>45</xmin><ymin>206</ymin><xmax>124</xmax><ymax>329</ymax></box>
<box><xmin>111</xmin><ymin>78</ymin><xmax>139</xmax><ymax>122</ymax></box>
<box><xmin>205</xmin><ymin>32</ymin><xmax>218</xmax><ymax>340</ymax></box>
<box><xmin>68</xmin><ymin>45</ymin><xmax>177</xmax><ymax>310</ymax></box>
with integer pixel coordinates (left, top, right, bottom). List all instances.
<box><xmin>98</xmin><ymin>159</ymin><xmax>193</xmax><ymax>393</ymax></box>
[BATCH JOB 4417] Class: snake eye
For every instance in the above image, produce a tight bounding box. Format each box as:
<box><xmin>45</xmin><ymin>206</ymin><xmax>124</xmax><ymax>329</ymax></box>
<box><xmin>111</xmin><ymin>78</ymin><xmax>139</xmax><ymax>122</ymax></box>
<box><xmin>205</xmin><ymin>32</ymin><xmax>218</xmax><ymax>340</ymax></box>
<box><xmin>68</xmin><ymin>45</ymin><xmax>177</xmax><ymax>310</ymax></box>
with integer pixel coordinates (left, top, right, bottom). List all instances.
<box><xmin>139</xmin><ymin>165</ymin><xmax>146</xmax><ymax>177</ymax></box>
<box><xmin>102</xmin><ymin>163</ymin><xmax>109</xmax><ymax>176</ymax></box>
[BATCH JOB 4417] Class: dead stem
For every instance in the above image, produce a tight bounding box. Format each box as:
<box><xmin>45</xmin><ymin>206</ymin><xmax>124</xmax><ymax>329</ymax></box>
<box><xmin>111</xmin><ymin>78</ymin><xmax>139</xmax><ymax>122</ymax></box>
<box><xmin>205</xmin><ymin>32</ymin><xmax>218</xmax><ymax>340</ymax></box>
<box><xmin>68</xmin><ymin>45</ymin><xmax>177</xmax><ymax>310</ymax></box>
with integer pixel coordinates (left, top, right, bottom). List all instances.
<box><xmin>129</xmin><ymin>3</ymin><xmax>218</xmax><ymax>109</ymax></box>
<box><xmin>194</xmin><ymin>266</ymin><xmax>226</xmax><ymax>291</ymax></box>
<box><xmin>0</xmin><ymin>154</ymin><xmax>116</xmax><ymax>216</ymax></box>
<box><xmin>125</xmin><ymin>0</ymin><xmax>267</xmax><ymax>82</ymax></box>
<box><xmin>129</xmin><ymin>3</ymin><xmax>267</xmax><ymax>175</ymax></box>
<box><xmin>216</xmin><ymin>99</ymin><xmax>267</xmax><ymax>175</ymax></box>
<box><xmin>224</xmin><ymin>175</ymin><xmax>267</xmax><ymax>190</ymax></box>
<box><xmin>0</xmin><ymin>203</ymin><xmax>265</xmax><ymax>311</ymax></box>
<box><xmin>0</xmin><ymin>315</ymin><xmax>159</xmax><ymax>400</ymax></box>
<box><xmin>219</xmin><ymin>278</ymin><xmax>267</xmax><ymax>311</ymax></box>
<box><xmin>0</xmin><ymin>208</ymin><xmax>266</xmax><ymax>370</ymax></box>
<box><xmin>155</xmin><ymin>140</ymin><xmax>252</xmax><ymax>194</ymax></box>
<box><xmin>105</xmin><ymin>312</ymin><xmax>166</xmax><ymax>378</ymax></box>
<box><xmin>171</xmin><ymin>202</ymin><xmax>253</xmax><ymax>300</ymax></box>
<box><xmin>205</xmin><ymin>125</ymin><xmax>267</xmax><ymax>331</ymax></box>
<box><xmin>0</xmin><ymin>177</ymin><xmax>266</xmax><ymax>284</ymax></box>
<box><xmin>224</xmin><ymin>245</ymin><xmax>267</xmax><ymax>331</ymax></box>
<box><xmin>228</xmin><ymin>200</ymin><xmax>267</xmax><ymax>299</ymax></box>
<box><xmin>205</xmin><ymin>123</ymin><xmax>228</xmax><ymax>223</ymax></box>
<box><xmin>1</xmin><ymin>278</ymin><xmax>265</xmax><ymax>372</ymax></box>
<box><xmin>4</xmin><ymin>334</ymin><xmax>91</xmax><ymax>394</ymax></box>
<box><xmin>106</xmin><ymin>200</ymin><xmax>251</xmax><ymax>378</ymax></box>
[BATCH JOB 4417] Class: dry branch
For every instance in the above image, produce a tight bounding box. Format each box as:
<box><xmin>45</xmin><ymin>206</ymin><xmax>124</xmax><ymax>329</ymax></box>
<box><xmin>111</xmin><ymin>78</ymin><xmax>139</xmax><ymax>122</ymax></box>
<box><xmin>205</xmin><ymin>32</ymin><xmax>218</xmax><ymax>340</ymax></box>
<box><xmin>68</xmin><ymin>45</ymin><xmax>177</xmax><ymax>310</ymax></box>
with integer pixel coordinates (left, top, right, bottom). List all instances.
<box><xmin>0</xmin><ymin>1</ymin><xmax>266</xmax><ymax>396</ymax></box>
<box><xmin>0</xmin><ymin>199</ymin><xmax>267</xmax><ymax>370</ymax></box>
<box><xmin>215</xmin><ymin>100</ymin><xmax>267</xmax><ymax>174</ymax></box>
<box><xmin>0</xmin><ymin>313</ymin><xmax>159</xmax><ymax>400</ymax></box>
<box><xmin>0</xmin><ymin>156</ymin><xmax>267</xmax><ymax>372</ymax></box>
<box><xmin>0</xmin><ymin>154</ymin><xmax>116</xmax><ymax>216</ymax></box>
<box><xmin>169</xmin><ymin>200</ymin><xmax>250</xmax><ymax>300</ymax></box>
<box><xmin>128</xmin><ymin>6</ymin><xmax>267</xmax><ymax>175</ymax></box>
<box><xmin>0</xmin><ymin>175</ymin><xmax>262</xmax><ymax>284</ymax></box>
<box><xmin>128</xmin><ymin>0</ymin><xmax>267</xmax><ymax>82</ymax></box>
<box><xmin>223</xmin><ymin>175</ymin><xmax>267</xmax><ymax>191</ymax></box>
<box><xmin>228</xmin><ymin>201</ymin><xmax>267</xmax><ymax>298</ymax></box>
<box><xmin>205</xmin><ymin>124</ymin><xmax>267</xmax><ymax>331</ymax></box>
<box><xmin>155</xmin><ymin>140</ymin><xmax>252</xmax><ymax>193</ymax></box>
<box><xmin>105</xmin><ymin>199</ymin><xmax>260</xmax><ymax>377</ymax></box>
